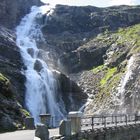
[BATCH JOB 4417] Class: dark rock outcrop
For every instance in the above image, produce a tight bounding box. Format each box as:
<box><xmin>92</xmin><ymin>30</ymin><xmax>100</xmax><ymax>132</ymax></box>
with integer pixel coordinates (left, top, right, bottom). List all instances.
<box><xmin>0</xmin><ymin>26</ymin><xmax>25</xmax><ymax>104</ymax></box>
<box><xmin>0</xmin><ymin>0</ymin><xmax>42</xmax><ymax>29</ymax></box>
<box><xmin>53</xmin><ymin>71</ymin><xmax>87</xmax><ymax>112</ymax></box>
<box><xmin>0</xmin><ymin>0</ymin><xmax>43</xmax><ymax>131</ymax></box>
<box><xmin>0</xmin><ymin>73</ymin><xmax>26</xmax><ymax>132</ymax></box>
<box><xmin>0</xmin><ymin>26</ymin><xmax>27</xmax><ymax>132</ymax></box>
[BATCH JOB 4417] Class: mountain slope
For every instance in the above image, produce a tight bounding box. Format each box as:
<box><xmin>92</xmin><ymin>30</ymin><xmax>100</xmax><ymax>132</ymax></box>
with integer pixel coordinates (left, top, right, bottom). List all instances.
<box><xmin>42</xmin><ymin>5</ymin><xmax>140</xmax><ymax>73</ymax></box>
<box><xmin>72</xmin><ymin>24</ymin><xmax>140</xmax><ymax>114</ymax></box>
<box><xmin>42</xmin><ymin>5</ymin><xmax>140</xmax><ymax>114</ymax></box>
<box><xmin>1</xmin><ymin>2</ymin><xmax>140</xmax><ymax>132</ymax></box>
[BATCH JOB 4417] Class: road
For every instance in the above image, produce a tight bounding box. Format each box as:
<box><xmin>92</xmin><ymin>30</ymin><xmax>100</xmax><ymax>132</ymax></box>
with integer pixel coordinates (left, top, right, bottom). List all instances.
<box><xmin>0</xmin><ymin>128</ymin><xmax>59</xmax><ymax>140</ymax></box>
<box><xmin>1</xmin><ymin>121</ymin><xmax>140</xmax><ymax>140</ymax></box>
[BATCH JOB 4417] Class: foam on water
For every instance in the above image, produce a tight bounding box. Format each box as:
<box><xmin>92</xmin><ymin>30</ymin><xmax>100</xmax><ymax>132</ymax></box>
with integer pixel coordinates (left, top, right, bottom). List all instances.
<box><xmin>16</xmin><ymin>5</ymin><xmax>65</xmax><ymax>125</ymax></box>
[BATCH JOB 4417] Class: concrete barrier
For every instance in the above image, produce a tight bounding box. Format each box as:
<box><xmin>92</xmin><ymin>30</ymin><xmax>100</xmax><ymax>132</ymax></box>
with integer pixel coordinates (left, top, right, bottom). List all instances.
<box><xmin>35</xmin><ymin>124</ymin><xmax>49</xmax><ymax>140</ymax></box>
<box><xmin>68</xmin><ymin>111</ymin><xmax>82</xmax><ymax>134</ymax></box>
<box><xmin>59</xmin><ymin>120</ymin><xmax>71</xmax><ymax>136</ymax></box>
<box><xmin>24</xmin><ymin>117</ymin><xmax>35</xmax><ymax>130</ymax></box>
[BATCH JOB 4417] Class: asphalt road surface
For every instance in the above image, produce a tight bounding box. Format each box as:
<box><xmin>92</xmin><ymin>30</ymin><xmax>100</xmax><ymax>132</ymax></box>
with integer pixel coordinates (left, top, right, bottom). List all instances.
<box><xmin>0</xmin><ymin>128</ymin><xmax>59</xmax><ymax>140</ymax></box>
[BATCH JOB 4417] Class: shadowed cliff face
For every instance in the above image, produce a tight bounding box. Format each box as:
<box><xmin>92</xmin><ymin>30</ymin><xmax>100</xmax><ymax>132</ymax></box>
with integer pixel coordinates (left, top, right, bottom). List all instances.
<box><xmin>42</xmin><ymin>5</ymin><xmax>140</xmax><ymax>73</ymax></box>
<box><xmin>0</xmin><ymin>26</ymin><xmax>27</xmax><ymax>132</ymax></box>
<box><xmin>0</xmin><ymin>0</ymin><xmax>42</xmax><ymax>131</ymax></box>
<box><xmin>0</xmin><ymin>0</ymin><xmax>42</xmax><ymax>29</ymax></box>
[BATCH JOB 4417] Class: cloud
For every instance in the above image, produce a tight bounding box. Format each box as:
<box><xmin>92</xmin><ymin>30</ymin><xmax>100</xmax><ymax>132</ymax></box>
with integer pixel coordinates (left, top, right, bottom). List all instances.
<box><xmin>41</xmin><ymin>0</ymin><xmax>140</xmax><ymax>7</ymax></box>
<box><xmin>109</xmin><ymin>0</ymin><xmax>140</xmax><ymax>5</ymax></box>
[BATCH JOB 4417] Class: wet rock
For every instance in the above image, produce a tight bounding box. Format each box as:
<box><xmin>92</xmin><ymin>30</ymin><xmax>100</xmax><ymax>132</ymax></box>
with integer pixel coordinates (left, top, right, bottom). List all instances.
<box><xmin>34</xmin><ymin>59</ymin><xmax>43</xmax><ymax>72</ymax></box>
<box><xmin>27</xmin><ymin>48</ymin><xmax>34</xmax><ymax>57</ymax></box>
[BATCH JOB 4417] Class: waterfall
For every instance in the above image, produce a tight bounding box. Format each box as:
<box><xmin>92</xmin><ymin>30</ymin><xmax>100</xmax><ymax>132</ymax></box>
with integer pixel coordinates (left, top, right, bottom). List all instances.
<box><xmin>114</xmin><ymin>56</ymin><xmax>134</xmax><ymax>113</ymax></box>
<box><xmin>16</xmin><ymin>5</ymin><xmax>65</xmax><ymax>125</ymax></box>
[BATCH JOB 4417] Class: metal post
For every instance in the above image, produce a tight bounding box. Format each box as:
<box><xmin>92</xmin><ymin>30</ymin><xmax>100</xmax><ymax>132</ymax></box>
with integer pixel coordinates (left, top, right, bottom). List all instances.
<box><xmin>92</xmin><ymin>117</ymin><xmax>94</xmax><ymax>130</ymax></box>
<box><xmin>128</xmin><ymin>115</ymin><xmax>130</xmax><ymax>122</ymax></box>
<box><xmin>135</xmin><ymin>114</ymin><xmax>137</xmax><ymax>124</ymax></box>
<box><xmin>125</xmin><ymin>115</ymin><xmax>127</xmax><ymax>125</ymax></box>
<box><xmin>52</xmin><ymin>116</ymin><xmax>54</xmax><ymax>128</ymax></box>
<box><xmin>120</xmin><ymin>115</ymin><xmax>122</xmax><ymax>123</ymax></box>
<box><xmin>102</xmin><ymin>116</ymin><xmax>104</xmax><ymax>126</ymax></box>
<box><xmin>115</xmin><ymin>116</ymin><xmax>117</xmax><ymax>126</ymax></box>
<box><xmin>112</xmin><ymin>115</ymin><xmax>114</xmax><ymax>124</ymax></box>
<box><xmin>104</xmin><ymin>116</ymin><xmax>106</xmax><ymax>128</ymax></box>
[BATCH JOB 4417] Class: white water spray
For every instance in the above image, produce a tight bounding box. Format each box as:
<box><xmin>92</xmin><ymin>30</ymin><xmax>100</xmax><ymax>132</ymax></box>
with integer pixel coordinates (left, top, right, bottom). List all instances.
<box><xmin>115</xmin><ymin>56</ymin><xmax>134</xmax><ymax>113</ymax></box>
<box><xmin>16</xmin><ymin>5</ymin><xmax>65</xmax><ymax>125</ymax></box>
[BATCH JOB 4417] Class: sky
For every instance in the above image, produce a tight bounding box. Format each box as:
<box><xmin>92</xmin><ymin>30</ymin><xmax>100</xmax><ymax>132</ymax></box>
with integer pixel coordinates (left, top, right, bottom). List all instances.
<box><xmin>41</xmin><ymin>0</ymin><xmax>140</xmax><ymax>7</ymax></box>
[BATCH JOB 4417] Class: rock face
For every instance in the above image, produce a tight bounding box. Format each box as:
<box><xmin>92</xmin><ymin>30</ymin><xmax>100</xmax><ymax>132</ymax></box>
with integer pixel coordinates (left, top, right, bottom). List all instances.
<box><xmin>0</xmin><ymin>0</ymin><xmax>42</xmax><ymax>132</ymax></box>
<box><xmin>0</xmin><ymin>26</ymin><xmax>26</xmax><ymax>104</ymax></box>
<box><xmin>0</xmin><ymin>73</ymin><xmax>25</xmax><ymax>132</ymax></box>
<box><xmin>0</xmin><ymin>0</ymin><xmax>42</xmax><ymax>29</ymax></box>
<box><xmin>53</xmin><ymin>71</ymin><xmax>87</xmax><ymax>112</ymax></box>
<box><xmin>42</xmin><ymin>5</ymin><xmax>140</xmax><ymax>73</ymax></box>
<box><xmin>41</xmin><ymin>5</ymin><xmax>140</xmax><ymax>114</ymax></box>
<box><xmin>0</xmin><ymin>26</ymin><xmax>28</xmax><ymax>132</ymax></box>
<box><xmin>72</xmin><ymin>24</ymin><xmax>140</xmax><ymax>115</ymax></box>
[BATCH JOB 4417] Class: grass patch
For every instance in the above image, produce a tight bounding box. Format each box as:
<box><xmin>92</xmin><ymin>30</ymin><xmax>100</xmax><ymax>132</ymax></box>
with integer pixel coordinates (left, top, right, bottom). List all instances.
<box><xmin>92</xmin><ymin>65</ymin><xmax>104</xmax><ymax>74</ymax></box>
<box><xmin>115</xmin><ymin>24</ymin><xmax>140</xmax><ymax>53</ymax></box>
<box><xmin>95</xmin><ymin>72</ymin><xmax>123</xmax><ymax>104</ymax></box>
<box><xmin>100</xmin><ymin>67</ymin><xmax>117</xmax><ymax>86</ymax></box>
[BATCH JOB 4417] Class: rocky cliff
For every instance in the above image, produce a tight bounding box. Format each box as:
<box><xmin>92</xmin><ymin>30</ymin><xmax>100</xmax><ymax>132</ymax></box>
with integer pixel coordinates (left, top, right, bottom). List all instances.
<box><xmin>0</xmin><ymin>1</ymin><xmax>87</xmax><ymax>131</ymax></box>
<box><xmin>42</xmin><ymin>5</ymin><xmax>140</xmax><ymax>73</ymax></box>
<box><xmin>0</xmin><ymin>26</ymin><xmax>28</xmax><ymax>132</ymax></box>
<box><xmin>41</xmin><ymin>5</ymin><xmax>140</xmax><ymax>115</ymax></box>
<box><xmin>1</xmin><ymin>1</ymin><xmax>140</xmax><ymax>132</ymax></box>
<box><xmin>0</xmin><ymin>0</ymin><xmax>42</xmax><ymax>29</ymax></box>
<box><xmin>0</xmin><ymin>0</ymin><xmax>42</xmax><ymax>132</ymax></box>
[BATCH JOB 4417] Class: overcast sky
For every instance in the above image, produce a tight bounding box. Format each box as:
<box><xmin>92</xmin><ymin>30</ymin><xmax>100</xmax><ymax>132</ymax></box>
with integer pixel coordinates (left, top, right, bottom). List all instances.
<box><xmin>41</xmin><ymin>0</ymin><xmax>140</xmax><ymax>7</ymax></box>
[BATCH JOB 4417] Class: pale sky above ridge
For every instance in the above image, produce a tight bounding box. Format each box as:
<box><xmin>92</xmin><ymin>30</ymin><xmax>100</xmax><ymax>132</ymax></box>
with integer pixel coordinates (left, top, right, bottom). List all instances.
<box><xmin>41</xmin><ymin>0</ymin><xmax>140</xmax><ymax>7</ymax></box>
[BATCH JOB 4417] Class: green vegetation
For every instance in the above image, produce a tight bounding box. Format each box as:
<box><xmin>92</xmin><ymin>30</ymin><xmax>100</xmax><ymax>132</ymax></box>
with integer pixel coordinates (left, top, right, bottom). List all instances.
<box><xmin>100</xmin><ymin>67</ymin><xmax>117</xmax><ymax>86</ymax></box>
<box><xmin>92</xmin><ymin>65</ymin><xmax>104</xmax><ymax>74</ymax></box>
<box><xmin>115</xmin><ymin>24</ymin><xmax>140</xmax><ymax>53</ymax></box>
<box><xmin>20</xmin><ymin>109</ymin><xmax>30</xmax><ymax>117</ymax></box>
<box><xmin>88</xmin><ymin>24</ymin><xmax>140</xmax><ymax>108</ymax></box>
<box><xmin>0</xmin><ymin>73</ymin><xmax>9</xmax><ymax>85</ymax></box>
<box><xmin>94</xmin><ymin>71</ymin><xmax>123</xmax><ymax>104</ymax></box>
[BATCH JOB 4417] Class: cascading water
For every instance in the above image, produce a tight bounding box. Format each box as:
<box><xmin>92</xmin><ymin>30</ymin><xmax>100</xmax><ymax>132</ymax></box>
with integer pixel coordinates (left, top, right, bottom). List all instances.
<box><xmin>114</xmin><ymin>56</ymin><xmax>134</xmax><ymax>113</ymax></box>
<box><xmin>16</xmin><ymin>5</ymin><xmax>65</xmax><ymax>125</ymax></box>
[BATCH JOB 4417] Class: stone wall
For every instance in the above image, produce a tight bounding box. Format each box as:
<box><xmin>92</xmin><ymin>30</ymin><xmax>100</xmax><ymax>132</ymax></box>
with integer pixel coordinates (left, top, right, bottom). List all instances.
<box><xmin>53</xmin><ymin>124</ymin><xmax>140</xmax><ymax>140</ymax></box>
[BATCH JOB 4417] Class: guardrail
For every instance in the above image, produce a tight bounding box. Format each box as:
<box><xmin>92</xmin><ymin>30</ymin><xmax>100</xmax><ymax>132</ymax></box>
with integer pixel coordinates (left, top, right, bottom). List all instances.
<box><xmin>81</xmin><ymin>114</ymin><xmax>140</xmax><ymax>129</ymax></box>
